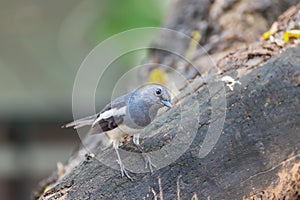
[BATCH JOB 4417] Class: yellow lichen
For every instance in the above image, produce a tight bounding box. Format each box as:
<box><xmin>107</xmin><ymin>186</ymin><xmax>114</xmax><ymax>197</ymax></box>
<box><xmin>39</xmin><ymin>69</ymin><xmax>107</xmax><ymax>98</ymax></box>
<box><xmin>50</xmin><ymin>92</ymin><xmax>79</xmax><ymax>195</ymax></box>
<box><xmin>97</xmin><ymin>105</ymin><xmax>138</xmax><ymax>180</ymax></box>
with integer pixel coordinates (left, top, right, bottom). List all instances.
<box><xmin>283</xmin><ymin>29</ymin><xmax>300</xmax><ymax>43</ymax></box>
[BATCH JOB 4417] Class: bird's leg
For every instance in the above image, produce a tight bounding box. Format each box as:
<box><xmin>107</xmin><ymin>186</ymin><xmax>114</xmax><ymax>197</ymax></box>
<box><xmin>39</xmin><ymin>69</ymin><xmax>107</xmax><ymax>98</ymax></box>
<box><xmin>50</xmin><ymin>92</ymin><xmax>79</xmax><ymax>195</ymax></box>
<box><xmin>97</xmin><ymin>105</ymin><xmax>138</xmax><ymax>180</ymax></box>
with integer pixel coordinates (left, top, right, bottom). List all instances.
<box><xmin>133</xmin><ymin>133</ymin><xmax>140</xmax><ymax>146</ymax></box>
<box><xmin>113</xmin><ymin>142</ymin><xmax>132</xmax><ymax>181</ymax></box>
<box><xmin>133</xmin><ymin>134</ymin><xmax>156</xmax><ymax>174</ymax></box>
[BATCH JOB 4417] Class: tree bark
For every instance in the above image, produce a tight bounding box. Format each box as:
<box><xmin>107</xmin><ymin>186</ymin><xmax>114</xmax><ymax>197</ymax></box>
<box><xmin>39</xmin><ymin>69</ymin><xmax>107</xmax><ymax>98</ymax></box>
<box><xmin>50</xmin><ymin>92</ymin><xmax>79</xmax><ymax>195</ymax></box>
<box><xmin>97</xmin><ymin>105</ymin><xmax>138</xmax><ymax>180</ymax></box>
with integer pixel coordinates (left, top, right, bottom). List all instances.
<box><xmin>33</xmin><ymin>1</ymin><xmax>300</xmax><ymax>200</ymax></box>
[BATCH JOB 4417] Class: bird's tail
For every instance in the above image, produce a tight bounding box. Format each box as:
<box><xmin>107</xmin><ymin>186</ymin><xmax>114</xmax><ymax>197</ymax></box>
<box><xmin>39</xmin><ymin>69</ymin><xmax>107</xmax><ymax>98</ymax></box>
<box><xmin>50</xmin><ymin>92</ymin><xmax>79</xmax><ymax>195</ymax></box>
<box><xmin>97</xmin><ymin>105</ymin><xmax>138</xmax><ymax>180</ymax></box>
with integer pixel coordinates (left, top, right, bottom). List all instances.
<box><xmin>62</xmin><ymin>114</ymin><xmax>113</xmax><ymax>152</ymax></box>
<box><xmin>62</xmin><ymin>114</ymin><xmax>98</xmax><ymax>129</ymax></box>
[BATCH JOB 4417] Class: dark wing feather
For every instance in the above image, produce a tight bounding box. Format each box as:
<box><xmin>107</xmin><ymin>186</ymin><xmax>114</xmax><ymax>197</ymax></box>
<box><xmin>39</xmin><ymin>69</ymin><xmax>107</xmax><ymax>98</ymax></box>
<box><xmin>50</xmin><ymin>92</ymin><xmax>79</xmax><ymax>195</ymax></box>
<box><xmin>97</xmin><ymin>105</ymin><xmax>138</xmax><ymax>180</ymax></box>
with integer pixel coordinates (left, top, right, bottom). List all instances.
<box><xmin>62</xmin><ymin>92</ymin><xmax>130</xmax><ymax>133</ymax></box>
<box><xmin>89</xmin><ymin>115</ymin><xmax>124</xmax><ymax>134</ymax></box>
<box><xmin>88</xmin><ymin>93</ymin><xmax>130</xmax><ymax>134</ymax></box>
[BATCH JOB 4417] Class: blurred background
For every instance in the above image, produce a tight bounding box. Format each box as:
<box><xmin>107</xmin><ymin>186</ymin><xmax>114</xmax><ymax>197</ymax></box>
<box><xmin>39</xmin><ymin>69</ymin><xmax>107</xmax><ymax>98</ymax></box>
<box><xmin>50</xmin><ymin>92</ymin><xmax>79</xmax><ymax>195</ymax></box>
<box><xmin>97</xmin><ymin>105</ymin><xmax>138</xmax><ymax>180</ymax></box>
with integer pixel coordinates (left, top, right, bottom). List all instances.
<box><xmin>0</xmin><ymin>0</ymin><xmax>171</xmax><ymax>199</ymax></box>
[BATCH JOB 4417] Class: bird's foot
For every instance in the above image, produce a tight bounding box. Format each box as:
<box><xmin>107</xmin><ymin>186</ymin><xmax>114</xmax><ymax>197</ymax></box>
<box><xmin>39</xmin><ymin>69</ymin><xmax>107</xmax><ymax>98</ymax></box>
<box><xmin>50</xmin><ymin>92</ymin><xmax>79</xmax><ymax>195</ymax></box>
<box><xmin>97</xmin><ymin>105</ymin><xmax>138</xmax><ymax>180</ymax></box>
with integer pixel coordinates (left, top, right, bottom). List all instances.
<box><xmin>142</xmin><ymin>153</ymin><xmax>156</xmax><ymax>174</ymax></box>
<box><xmin>117</xmin><ymin>159</ymin><xmax>133</xmax><ymax>181</ymax></box>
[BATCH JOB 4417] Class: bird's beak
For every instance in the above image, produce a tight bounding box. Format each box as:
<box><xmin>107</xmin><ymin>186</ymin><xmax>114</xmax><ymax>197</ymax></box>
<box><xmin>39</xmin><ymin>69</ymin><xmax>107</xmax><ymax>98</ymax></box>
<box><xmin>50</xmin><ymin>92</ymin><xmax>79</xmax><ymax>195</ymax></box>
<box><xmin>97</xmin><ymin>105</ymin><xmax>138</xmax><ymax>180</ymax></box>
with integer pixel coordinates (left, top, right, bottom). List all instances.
<box><xmin>161</xmin><ymin>99</ymin><xmax>172</xmax><ymax>108</ymax></box>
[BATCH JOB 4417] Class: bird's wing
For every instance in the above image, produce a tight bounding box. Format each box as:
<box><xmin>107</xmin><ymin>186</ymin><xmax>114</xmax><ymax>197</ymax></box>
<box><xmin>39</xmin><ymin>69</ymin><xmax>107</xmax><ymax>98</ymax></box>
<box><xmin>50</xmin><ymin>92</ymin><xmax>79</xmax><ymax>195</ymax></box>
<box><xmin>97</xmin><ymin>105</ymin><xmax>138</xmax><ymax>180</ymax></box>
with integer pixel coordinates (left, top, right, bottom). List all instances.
<box><xmin>62</xmin><ymin>93</ymin><xmax>129</xmax><ymax>133</ymax></box>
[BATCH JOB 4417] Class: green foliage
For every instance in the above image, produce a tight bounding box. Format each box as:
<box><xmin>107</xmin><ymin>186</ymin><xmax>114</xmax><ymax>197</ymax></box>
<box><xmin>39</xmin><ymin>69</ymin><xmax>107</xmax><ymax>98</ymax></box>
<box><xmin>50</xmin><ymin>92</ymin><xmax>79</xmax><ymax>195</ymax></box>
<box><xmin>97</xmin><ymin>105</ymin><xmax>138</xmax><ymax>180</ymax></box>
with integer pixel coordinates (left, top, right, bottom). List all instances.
<box><xmin>89</xmin><ymin>0</ymin><xmax>166</xmax><ymax>43</ymax></box>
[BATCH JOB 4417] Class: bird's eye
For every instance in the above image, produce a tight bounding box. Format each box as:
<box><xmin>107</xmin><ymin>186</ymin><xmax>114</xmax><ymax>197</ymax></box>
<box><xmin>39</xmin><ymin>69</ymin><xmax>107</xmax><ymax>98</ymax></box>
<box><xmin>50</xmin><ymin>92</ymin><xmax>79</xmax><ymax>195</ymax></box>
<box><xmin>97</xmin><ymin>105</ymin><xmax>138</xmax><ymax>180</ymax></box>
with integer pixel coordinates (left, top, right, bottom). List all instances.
<box><xmin>155</xmin><ymin>88</ymin><xmax>162</xmax><ymax>95</ymax></box>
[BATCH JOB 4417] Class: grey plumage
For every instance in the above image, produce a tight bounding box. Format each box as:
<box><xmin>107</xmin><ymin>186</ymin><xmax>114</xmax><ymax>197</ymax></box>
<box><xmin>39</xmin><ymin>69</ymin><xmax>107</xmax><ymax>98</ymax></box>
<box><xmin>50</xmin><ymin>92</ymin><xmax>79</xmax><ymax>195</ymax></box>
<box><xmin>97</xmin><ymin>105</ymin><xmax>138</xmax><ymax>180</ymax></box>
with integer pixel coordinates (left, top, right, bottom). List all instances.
<box><xmin>63</xmin><ymin>84</ymin><xmax>172</xmax><ymax>180</ymax></box>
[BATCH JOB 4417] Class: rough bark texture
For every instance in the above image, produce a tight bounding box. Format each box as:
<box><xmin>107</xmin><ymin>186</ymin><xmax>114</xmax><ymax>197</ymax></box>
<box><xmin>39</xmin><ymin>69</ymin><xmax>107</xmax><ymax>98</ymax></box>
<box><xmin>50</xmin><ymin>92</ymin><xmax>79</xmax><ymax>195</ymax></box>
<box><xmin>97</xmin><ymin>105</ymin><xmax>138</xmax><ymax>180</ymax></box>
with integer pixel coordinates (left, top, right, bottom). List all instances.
<box><xmin>33</xmin><ymin>1</ymin><xmax>300</xmax><ymax>200</ymax></box>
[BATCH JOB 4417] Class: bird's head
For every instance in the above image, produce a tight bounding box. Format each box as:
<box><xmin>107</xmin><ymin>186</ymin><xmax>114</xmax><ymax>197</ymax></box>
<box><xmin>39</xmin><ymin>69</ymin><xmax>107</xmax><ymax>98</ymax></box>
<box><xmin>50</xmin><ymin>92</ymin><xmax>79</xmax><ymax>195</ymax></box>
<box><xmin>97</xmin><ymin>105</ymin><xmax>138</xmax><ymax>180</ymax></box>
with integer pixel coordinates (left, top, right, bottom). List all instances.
<box><xmin>139</xmin><ymin>84</ymin><xmax>172</xmax><ymax>109</ymax></box>
<box><xmin>126</xmin><ymin>84</ymin><xmax>172</xmax><ymax>128</ymax></box>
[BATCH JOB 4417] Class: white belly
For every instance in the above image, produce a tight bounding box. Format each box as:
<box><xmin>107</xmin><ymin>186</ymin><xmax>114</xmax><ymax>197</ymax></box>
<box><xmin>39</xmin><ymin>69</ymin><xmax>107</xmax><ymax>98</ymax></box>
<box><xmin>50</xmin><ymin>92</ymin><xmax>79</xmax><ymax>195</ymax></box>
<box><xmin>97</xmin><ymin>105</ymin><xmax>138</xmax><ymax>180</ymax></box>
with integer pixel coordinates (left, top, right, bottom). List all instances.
<box><xmin>106</xmin><ymin>124</ymin><xmax>141</xmax><ymax>141</ymax></box>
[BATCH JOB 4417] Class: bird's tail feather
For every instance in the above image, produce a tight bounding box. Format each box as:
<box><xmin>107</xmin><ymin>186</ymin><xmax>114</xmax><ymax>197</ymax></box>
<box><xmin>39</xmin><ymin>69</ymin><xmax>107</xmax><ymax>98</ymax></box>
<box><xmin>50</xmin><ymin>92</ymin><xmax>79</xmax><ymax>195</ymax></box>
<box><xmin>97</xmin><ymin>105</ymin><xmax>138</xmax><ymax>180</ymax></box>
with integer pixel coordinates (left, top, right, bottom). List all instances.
<box><xmin>62</xmin><ymin>114</ymin><xmax>98</xmax><ymax>129</ymax></box>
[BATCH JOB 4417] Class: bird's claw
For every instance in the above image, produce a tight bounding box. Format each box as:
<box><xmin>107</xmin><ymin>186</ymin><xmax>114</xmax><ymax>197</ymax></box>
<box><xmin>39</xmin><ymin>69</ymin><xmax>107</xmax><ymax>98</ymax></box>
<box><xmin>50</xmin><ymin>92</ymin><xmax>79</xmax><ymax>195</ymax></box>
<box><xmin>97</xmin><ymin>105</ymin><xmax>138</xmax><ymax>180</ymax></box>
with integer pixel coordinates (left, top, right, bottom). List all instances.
<box><xmin>117</xmin><ymin>159</ymin><xmax>133</xmax><ymax>181</ymax></box>
<box><xmin>142</xmin><ymin>153</ymin><xmax>156</xmax><ymax>174</ymax></box>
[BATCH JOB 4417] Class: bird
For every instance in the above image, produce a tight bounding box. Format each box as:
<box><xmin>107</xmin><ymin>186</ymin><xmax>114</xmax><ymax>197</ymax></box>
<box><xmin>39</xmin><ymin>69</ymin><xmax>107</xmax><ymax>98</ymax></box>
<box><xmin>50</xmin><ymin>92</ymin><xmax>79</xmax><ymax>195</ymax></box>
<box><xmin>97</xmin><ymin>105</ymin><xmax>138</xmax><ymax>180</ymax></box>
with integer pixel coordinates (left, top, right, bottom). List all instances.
<box><xmin>62</xmin><ymin>84</ymin><xmax>172</xmax><ymax>180</ymax></box>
